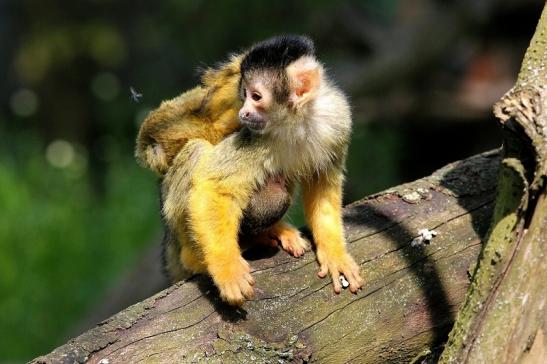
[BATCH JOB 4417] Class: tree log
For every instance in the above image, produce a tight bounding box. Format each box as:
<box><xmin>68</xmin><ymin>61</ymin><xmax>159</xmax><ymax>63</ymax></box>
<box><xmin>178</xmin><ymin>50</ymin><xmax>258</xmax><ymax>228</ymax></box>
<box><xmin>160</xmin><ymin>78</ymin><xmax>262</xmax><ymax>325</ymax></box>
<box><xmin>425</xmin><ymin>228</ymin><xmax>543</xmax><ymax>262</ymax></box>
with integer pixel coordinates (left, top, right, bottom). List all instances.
<box><xmin>32</xmin><ymin>151</ymin><xmax>500</xmax><ymax>364</ymax></box>
<box><xmin>440</xmin><ymin>4</ymin><xmax>547</xmax><ymax>363</ymax></box>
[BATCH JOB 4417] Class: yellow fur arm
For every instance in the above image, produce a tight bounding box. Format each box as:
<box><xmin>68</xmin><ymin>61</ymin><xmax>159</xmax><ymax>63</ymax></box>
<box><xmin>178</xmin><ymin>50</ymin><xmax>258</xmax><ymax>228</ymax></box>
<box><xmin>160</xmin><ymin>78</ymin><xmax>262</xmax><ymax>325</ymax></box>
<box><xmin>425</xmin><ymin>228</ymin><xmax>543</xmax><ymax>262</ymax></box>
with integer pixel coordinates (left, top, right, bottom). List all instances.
<box><xmin>187</xmin><ymin>176</ymin><xmax>255</xmax><ymax>305</ymax></box>
<box><xmin>302</xmin><ymin>171</ymin><xmax>363</xmax><ymax>293</ymax></box>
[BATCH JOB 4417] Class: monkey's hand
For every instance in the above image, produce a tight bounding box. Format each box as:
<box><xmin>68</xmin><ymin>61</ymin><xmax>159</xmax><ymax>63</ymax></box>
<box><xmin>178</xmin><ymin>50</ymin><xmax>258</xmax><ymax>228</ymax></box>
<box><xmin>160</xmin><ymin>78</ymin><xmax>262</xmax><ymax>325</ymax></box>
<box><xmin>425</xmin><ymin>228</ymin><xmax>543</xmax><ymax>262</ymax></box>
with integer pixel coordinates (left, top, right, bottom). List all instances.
<box><xmin>210</xmin><ymin>255</ymin><xmax>255</xmax><ymax>306</ymax></box>
<box><xmin>316</xmin><ymin>248</ymin><xmax>363</xmax><ymax>294</ymax></box>
<box><xmin>269</xmin><ymin>221</ymin><xmax>310</xmax><ymax>258</ymax></box>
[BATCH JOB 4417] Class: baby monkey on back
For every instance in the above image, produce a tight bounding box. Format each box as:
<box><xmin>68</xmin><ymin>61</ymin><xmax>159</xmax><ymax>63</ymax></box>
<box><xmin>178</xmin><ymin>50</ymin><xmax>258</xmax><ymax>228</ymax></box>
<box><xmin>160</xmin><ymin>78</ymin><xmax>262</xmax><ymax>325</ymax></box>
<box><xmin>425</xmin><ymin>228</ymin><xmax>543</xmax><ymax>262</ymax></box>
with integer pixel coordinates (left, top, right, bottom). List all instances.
<box><xmin>145</xmin><ymin>35</ymin><xmax>363</xmax><ymax>305</ymax></box>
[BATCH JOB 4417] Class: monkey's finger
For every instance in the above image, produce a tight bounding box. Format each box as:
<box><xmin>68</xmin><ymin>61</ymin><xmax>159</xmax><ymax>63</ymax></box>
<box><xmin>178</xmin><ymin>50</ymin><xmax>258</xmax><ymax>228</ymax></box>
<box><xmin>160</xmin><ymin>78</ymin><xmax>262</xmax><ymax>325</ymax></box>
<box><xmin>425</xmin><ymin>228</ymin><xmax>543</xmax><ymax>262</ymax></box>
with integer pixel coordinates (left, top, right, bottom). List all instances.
<box><xmin>351</xmin><ymin>262</ymin><xmax>363</xmax><ymax>279</ymax></box>
<box><xmin>342</xmin><ymin>267</ymin><xmax>363</xmax><ymax>293</ymax></box>
<box><xmin>356</xmin><ymin>272</ymin><xmax>365</xmax><ymax>286</ymax></box>
<box><xmin>244</xmin><ymin>272</ymin><xmax>255</xmax><ymax>285</ymax></box>
<box><xmin>241</xmin><ymin>282</ymin><xmax>255</xmax><ymax>300</ymax></box>
<box><xmin>223</xmin><ymin>285</ymin><xmax>236</xmax><ymax>304</ymax></box>
<box><xmin>331</xmin><ymin>270</ymin><xmax>342</xmax><ymax>294</ymax></box>
<box><xmin>342</xmin><ymin>269</ymin><xmax>357</xmax><ymax>292</ymax></box>
<box><xmin>347</xmin><ymin>276</ymin><xmax>361</xmax><ymax>293</ymax></box>
<box><xmin>222</xmin><ymin>285</ymin><xmax>244</xmax><ymax>306</ymax></box>
<box><xmin>318</xmin><ymin>264</ymin><xmax>328</xmax><ymax>278</ymax></box>
<box><xmin>353</xmin><ymin>267</ymin><xmax>365</xmax><ymax>286</ymax></box>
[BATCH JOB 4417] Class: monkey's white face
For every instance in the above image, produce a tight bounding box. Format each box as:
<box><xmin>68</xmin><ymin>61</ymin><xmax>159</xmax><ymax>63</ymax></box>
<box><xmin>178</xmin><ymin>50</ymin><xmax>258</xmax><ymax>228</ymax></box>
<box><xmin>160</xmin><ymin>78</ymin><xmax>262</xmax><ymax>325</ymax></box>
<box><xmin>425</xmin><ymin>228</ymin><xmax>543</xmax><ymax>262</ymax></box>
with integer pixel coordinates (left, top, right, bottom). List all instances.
<box><xmin>238</xmin><ymin>80</ymin><xmax>274</xmax><ymax>134</ymax></box>
<box><xmin>239</xmin><ymin>57</ymin><xmax>322</xmax><ymax>136</ymax></box>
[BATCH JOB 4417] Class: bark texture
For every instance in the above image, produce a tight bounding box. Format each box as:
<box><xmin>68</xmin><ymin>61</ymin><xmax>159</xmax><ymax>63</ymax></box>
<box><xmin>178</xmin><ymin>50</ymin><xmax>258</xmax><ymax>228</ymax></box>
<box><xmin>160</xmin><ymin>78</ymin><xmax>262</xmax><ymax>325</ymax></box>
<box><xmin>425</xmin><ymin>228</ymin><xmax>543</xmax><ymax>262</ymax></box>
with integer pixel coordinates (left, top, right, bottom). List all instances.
<box><xmin>439</xmin><ymin>4</ymin><xmax>547</xmax><ymax>364</ymax></box>
<box><xmin>32</xmin><ymin>151</ymin><xmax>500</xmax><ymax>364</ymax></box>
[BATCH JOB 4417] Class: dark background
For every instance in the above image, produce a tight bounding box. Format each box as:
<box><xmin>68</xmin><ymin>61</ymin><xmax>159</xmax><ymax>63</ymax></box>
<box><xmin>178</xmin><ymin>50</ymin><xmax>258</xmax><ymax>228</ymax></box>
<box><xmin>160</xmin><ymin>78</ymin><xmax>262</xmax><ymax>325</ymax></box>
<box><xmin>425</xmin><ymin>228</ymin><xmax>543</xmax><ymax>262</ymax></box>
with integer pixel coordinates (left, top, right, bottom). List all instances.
<box><xmin>0</xmin><ymin>0</ymin><xmax>542</xmax><ymax>361</ymax></box>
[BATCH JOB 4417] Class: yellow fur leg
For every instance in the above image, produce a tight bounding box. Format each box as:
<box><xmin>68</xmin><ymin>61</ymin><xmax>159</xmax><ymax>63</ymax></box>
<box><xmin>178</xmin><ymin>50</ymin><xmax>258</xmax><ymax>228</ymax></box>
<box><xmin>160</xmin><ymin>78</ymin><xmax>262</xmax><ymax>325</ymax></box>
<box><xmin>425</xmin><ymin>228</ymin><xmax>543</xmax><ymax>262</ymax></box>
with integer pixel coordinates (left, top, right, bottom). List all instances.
<box><xmin>180</xmin><ymin>245</ymin><xmax>207</xmax><ymax>274</ymax></box>
<box><xmin>302</xmin><ymin>172</ymin><xmax>364</xmax><ymax>294</ymax></box>
<box><xmin>188</xmin><ymin>179</ymin><xmax>255</xmax><ymax>305</ymax></box>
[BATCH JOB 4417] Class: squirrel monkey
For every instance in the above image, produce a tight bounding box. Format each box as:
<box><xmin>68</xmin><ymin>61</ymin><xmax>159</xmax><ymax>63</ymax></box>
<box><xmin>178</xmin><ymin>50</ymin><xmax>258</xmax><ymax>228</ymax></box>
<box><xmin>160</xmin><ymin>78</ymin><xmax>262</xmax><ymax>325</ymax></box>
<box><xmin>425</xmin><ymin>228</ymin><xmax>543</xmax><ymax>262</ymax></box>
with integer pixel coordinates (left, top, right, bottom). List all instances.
<box><xmin>135</xmin><ymin>52</ymin><xmax>306</xmax><ymax>278</ymax></box>
<box><xmin>161</xmin><ymin>35</ymin><xmax>364</xmax><ymax>305</ymax></box>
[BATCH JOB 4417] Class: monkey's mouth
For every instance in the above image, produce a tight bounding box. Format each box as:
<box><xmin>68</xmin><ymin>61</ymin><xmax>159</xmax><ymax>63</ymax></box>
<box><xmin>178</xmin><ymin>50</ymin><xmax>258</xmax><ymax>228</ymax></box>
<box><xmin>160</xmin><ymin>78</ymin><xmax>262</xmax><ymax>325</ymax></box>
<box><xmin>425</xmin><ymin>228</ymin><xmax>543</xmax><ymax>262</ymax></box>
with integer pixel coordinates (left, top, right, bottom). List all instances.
<box><xmin>242</xmin><ymin>119</ymin><xmax>267</xmax><ymax>132</ymax></box>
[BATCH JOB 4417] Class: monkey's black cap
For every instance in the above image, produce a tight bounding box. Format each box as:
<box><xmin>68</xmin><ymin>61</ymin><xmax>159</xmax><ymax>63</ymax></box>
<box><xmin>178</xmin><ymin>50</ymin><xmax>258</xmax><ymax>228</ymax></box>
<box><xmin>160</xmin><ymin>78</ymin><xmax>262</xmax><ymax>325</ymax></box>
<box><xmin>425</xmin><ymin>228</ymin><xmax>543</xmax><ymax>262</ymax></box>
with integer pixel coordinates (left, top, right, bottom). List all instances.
<box><xmin>241</xmin><ymin>35</ymin><xmax>315</xmax><ymax>73</ymax></box>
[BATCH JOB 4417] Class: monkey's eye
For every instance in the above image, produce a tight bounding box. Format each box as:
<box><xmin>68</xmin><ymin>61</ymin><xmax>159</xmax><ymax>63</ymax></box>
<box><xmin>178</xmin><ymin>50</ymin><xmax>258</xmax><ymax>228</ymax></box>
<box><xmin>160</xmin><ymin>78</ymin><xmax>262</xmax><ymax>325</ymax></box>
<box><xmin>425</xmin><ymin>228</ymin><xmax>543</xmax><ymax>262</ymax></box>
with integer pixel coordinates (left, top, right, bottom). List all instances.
<box><xmin>251</xmin><ymin>92</ymin><xmax>262</xmax><ymax>101</ymax></box>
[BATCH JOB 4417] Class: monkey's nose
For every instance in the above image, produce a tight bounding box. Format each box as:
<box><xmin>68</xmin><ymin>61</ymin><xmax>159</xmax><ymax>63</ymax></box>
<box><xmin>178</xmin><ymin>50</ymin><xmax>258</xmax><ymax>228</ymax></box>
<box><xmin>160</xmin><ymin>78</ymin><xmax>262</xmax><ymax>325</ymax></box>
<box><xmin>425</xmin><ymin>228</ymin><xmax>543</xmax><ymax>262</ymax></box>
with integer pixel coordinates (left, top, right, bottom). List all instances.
<box><xmin>239</xmin><ymin>110</ymin><xmax>250</xmax><ymax>120</ymax></box>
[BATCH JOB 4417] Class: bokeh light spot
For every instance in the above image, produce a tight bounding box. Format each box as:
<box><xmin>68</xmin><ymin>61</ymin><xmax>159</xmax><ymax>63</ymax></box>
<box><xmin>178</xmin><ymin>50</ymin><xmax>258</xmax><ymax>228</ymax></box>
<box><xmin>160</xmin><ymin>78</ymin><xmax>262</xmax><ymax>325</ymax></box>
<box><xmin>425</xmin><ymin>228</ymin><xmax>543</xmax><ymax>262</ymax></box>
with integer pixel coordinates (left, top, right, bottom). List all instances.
<box><xmin>87</xmin><ymin>26</ymin><xmax>127</xmax><ymax>67</ymax></box>
<box><xmin>46</xmin><ymin>140</ymin><xmax>75</xmax><ymax>168</ymax></box>
<box><xmin>10</xmin><ymin>89</ymin><xmax>39</xmax><ymax>117</ymax></box>
<box><xmin>91</xmin><ymin>72</ymin><xmax>120</xmax><ymax>101</ymax></box>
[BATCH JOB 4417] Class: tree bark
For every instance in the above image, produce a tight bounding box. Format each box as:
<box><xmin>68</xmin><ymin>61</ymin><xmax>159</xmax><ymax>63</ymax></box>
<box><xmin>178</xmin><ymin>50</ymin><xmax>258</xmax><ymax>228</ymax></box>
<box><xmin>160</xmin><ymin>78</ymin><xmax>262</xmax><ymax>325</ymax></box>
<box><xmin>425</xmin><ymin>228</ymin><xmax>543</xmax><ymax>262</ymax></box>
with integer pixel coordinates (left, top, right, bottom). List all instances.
<box><xmin>439</xmin><ymin>4</ymin><xmax>547</xmax><ymax>364</ymax></box>
<box><xmin>32</xmin><ymin>151</ymin><xmax>500</xmax><ymax>364</ymax></box>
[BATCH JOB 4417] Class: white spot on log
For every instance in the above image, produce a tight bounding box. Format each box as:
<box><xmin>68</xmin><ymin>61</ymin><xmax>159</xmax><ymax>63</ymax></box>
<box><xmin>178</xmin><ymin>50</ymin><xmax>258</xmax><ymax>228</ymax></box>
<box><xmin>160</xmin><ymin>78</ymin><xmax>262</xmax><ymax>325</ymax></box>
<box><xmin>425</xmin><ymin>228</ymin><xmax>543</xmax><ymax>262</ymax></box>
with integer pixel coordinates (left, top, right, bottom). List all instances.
<box><xmin>339</xmin><ymin>275</ymin><xmax>350</xmax><ymax>288</ymax></box>
<box><xmin>402</xmin><ymin>191</ymin><xmax>421</xmax><ymax>203</ymax></box>
<box><xmin>411</xmin><ymin>229</ymin><xmax>438</xmax><ymax>247</ymax></box>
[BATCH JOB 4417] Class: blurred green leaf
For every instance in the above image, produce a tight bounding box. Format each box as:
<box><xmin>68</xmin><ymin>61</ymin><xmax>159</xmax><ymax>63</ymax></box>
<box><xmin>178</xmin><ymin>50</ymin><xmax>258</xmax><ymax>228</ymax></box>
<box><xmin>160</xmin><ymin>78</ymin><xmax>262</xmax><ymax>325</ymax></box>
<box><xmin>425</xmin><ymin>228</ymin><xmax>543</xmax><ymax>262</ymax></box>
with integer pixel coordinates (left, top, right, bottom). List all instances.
<box><xmin>0</xmin><ymin>130</ymin><xmax>160</xmax><ymax>360</ymax></box>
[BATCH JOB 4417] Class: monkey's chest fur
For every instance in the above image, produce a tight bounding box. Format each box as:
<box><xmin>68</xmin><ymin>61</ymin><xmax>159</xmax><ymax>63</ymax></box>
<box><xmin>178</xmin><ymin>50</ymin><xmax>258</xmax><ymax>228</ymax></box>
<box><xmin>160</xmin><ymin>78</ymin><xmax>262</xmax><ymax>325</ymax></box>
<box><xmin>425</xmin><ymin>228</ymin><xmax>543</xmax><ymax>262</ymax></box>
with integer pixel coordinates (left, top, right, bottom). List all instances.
<box><xmin>235</xmin><ymin>121</ymin><xmax>348</xmax><ymax>234</ymax></box>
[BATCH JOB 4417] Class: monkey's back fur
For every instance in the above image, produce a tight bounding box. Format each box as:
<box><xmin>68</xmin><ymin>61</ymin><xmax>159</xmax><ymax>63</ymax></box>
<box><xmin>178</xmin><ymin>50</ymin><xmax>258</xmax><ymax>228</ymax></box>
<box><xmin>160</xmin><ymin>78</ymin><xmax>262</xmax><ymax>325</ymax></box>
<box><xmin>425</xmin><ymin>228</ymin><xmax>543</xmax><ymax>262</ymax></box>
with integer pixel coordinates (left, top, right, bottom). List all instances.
<box><xmin>135</xmin><ymin>55</ymin><xmax>243</xmax><ymax>175</ymax></box>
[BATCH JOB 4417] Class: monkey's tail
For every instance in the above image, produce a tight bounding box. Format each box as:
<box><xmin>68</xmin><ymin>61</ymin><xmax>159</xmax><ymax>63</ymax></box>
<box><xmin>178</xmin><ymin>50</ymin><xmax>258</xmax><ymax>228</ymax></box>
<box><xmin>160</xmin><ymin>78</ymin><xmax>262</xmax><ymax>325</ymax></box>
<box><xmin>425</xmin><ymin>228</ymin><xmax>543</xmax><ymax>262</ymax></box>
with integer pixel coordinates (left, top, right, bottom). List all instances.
<box><xmin>137</xmin><ymin>142</ymin><xmax>169</xmax><ymax>175</ymax></box>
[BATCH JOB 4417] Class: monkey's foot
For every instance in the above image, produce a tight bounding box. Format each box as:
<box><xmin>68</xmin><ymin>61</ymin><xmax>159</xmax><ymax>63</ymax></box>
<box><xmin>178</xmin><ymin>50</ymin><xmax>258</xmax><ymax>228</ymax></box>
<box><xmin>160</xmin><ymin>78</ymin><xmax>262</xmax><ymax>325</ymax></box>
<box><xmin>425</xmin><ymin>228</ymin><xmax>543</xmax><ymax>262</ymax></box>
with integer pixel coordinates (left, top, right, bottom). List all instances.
<box><xmin>269</xmin><ymin>222</ymin><xmax>310</xmax><ymax>258</ymax></box>
<box><xmin>316</xmin><ymin>249</ymin><xmax>364</xmax><ymax>294</ymax></box>
<box><xmin>211</xmin><ymin>256</ymin><xmax>255</xmax><ymax>306</ymax></box>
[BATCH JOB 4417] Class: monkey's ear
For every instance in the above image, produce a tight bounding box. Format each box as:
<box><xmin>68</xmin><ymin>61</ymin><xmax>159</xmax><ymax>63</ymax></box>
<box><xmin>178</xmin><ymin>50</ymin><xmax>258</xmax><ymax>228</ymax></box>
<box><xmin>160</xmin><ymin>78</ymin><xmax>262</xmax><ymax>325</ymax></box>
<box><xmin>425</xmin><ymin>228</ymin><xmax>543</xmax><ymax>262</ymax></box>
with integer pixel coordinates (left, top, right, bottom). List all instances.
<box><xmin>286</xmin><ymin>57</ymin><xmax>321</xmax><ymax>109</ymax></box>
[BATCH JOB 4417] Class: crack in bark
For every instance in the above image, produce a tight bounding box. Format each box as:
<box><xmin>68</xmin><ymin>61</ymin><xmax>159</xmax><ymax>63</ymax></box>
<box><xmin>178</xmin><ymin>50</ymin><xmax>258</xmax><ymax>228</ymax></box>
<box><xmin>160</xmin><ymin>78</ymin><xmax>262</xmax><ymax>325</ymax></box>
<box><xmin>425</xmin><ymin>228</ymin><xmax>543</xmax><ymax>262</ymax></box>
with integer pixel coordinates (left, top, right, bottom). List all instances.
<box><xmin>159</xmin><ymin>291</ymin><xmax>204</xmax><ymax>315</ymax></box>
<box><xmin>346</xmin><ymin>219</ymin><xmax>408</xmax><ymax>245</ymax></box>
<box><xmin>341</xmin><ymin>323</ymin><xmax>453</xmax><ymax>364</ymax></box>
<box><xmin>435</xmin><ymin>241</ymin><xmax>482</xmax><ymax>264</ymax></box>
<box><xmin>251</xmin><ymin>258</ymin><xmax>293</xmax><ymax>274</ymax></box>
<box><xmin>296</xmin><ymin>279</ymin><xmax>397</xmax><ymax>337</ymax></box>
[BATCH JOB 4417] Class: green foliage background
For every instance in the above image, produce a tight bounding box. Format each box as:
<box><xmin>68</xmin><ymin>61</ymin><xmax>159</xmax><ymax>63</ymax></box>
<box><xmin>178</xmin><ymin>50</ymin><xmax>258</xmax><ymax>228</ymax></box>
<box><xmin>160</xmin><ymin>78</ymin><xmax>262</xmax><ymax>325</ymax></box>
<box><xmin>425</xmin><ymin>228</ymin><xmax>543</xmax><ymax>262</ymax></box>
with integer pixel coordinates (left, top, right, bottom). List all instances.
<box><xmin>0</xmin><ymin>129</ymin><xmax>160</xmax><ymax>358</ymax></box>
